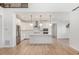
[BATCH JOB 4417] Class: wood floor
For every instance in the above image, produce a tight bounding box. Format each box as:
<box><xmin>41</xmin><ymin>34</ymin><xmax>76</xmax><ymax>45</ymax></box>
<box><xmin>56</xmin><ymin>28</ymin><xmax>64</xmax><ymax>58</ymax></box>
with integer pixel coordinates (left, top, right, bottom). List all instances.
<box><xmin>0</xmin><ymin>39</ymin><xmax>79</xmax><ymax>55</ymax></box>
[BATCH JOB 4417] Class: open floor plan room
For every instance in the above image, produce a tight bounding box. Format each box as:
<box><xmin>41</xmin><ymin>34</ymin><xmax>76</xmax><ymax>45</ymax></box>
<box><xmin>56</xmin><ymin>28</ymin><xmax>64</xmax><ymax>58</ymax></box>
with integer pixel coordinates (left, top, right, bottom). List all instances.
<box><xmin>0</xmin><ymin>3</ymin><xmax>79</xmax><ymax>55</ymax></box>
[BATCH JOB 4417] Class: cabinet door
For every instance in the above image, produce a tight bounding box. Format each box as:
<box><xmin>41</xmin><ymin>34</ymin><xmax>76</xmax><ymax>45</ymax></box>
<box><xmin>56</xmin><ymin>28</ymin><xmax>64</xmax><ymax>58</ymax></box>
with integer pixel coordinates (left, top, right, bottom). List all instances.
<box><xmin>0</xmin><ymin>15</ymin><xmax>2</xmax><ymax>46</ymax></box>
<box><xmin>3</xmin><ymin>13</ymin><xmax>13</xmax><ymax>46</ymax></box>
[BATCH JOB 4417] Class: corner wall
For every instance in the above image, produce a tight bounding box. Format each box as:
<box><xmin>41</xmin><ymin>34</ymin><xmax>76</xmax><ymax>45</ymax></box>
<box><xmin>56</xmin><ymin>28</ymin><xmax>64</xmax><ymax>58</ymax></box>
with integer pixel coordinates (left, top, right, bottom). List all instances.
<box><xmin>70</xmin><ymin>9</ymin><xmax>79</xmax><ymax>51</ymax></box>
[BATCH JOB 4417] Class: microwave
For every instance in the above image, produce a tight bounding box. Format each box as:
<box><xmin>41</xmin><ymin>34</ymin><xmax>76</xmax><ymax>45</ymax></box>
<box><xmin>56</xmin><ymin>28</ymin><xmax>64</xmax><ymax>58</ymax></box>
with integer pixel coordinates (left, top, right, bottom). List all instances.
<box><xmin>43</xmin><ymin>28</ymin><xmax>48</xmax><ymax>31</ymax></box>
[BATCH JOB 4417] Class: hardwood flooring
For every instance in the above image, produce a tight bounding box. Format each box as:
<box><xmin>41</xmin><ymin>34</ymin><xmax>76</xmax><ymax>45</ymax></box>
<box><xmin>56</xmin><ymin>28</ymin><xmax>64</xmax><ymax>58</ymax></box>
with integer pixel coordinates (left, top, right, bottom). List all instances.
<box><xmin>0</xmin><ymin>39</ymin><xmax>79</xmax><ymax>55</ymax></box>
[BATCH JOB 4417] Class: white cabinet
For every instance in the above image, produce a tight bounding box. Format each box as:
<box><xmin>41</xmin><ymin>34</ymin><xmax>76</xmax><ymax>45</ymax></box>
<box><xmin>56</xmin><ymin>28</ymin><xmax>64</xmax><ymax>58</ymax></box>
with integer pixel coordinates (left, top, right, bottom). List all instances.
<box><xmin>30</xmin><ymin>35</ymin><xmax>53</xmax><ymax>44</ymax></box>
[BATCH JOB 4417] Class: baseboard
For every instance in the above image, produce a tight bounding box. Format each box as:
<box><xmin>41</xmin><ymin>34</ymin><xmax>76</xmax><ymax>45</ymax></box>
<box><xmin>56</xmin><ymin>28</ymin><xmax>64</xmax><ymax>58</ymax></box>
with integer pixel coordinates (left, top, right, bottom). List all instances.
<box><xmin>57</xmin><ymin>38</ymin><xmax>69</xmax><ymax>40</ymax></box>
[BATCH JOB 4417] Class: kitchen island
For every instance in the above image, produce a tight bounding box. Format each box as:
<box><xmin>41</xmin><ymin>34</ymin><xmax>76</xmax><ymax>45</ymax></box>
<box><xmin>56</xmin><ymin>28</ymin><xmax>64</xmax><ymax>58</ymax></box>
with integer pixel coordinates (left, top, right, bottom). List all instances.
<box><xmin>29</xmin><ymin>34</ymin><xmax>53</xmax><ymax>44</ymax></box>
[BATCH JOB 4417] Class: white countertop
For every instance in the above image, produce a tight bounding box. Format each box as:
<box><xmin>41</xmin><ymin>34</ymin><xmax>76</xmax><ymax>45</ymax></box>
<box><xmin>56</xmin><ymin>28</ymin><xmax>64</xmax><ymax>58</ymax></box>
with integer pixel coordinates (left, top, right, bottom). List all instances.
<box><xmin>30</xmin><ymin>34</ymin><xmax>52</xmax><ymax>36</ymax></box>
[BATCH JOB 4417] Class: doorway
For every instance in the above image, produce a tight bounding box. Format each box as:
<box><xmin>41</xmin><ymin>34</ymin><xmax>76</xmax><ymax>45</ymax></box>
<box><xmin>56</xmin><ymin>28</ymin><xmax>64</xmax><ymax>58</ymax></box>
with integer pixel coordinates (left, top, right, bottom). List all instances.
<box><xmin>52</xmin><ymin>23</ymin><xmax>57</xmax><ymax>39</ymax></box>
<box><xmin>16</xmin><ymin>25</ymin><xmax>21</xmax><ymax>45</ymax></box>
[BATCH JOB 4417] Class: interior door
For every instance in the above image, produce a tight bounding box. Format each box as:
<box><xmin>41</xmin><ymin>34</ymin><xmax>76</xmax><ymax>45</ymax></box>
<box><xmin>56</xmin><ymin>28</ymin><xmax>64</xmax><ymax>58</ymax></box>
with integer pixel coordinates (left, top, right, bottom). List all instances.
<box><xmin>16</xmin><ymin>25</ymin><xmax>21</xmax><ymax>45</ymax></box>
<box><xmin>52</xmin><ymin>23</ymin><xmax>57</xmax><ymax>38</ymax></box>
<box><xmin>3</xmin><ymin>13</ymin><xmax>13</xmax><ymax>46</ymax></box>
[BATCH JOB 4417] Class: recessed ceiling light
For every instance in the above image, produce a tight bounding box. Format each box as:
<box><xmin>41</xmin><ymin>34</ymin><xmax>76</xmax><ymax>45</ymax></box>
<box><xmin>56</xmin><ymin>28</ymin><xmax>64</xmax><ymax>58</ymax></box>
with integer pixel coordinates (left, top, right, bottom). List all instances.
<box><xmin>30</xmin><ymin>23</ymin><xmax>33</xmax><ymax>26</ymax></box>
<box><xmin>49</xmin><ymin>23</ymin><xmax>52</xmax><ymax>26</ymax></box>
<box><xmin>39</xmin><ymin>23</ymin><xmax>42</xmax><ymax>26</ymax></box>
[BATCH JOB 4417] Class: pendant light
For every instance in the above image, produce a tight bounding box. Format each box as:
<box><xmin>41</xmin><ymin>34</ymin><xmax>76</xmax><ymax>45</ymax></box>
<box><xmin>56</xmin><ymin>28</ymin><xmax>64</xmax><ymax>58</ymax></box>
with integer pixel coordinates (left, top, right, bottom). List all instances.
<box><xmin>49</xmin><ymin>15</ymin><xmax>52</xmax><ymax>26</ymax></box>
<box><xmin>39</xmin><ymin>15</ymin><xmax>42</xmax><ymax>26</ymax></box>
<box><xmin>30</xmin><ymin>15</ymin><xmax>33</xmax><ymax>26</ymax></box>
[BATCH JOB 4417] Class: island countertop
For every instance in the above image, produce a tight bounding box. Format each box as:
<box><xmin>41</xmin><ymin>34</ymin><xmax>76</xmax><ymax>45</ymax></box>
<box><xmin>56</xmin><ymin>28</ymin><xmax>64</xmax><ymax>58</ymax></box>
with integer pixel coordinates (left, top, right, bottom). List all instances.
<box><xmin>30</xmin><ymin>34</ymin><xmax>52</xmax><ymax>36</ymax></box>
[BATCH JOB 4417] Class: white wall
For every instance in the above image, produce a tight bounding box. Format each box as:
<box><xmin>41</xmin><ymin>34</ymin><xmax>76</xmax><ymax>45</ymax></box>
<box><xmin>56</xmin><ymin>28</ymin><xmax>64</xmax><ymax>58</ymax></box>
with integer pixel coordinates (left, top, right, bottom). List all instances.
<box><xmin>0</xmin><ymin>15</ymin><xmax>3</xmax><ymax>47</ymax></box>
<box><xmin>53</xmin><ymin>12</ymin><xmax>70</xmax><ymax>39</ymax></box>
<box><xmin>0</xmin><ymin>3</ymin><xmax>78</xmax><ymax>12</ymax></box>
<box><xmin>57</xmin><ymin>23</ymin><xmax>69</xmax><ymax>38</ymax></box>
<box><xmin>70</xmin><ymin>9</ymin><xmax>79</xmax><ymax>51</ymax></box>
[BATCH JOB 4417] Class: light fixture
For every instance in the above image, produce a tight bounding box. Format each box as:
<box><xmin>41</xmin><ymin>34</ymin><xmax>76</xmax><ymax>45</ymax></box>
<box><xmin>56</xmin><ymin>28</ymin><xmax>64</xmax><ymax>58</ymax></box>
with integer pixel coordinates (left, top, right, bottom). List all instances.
<box><xmin>49</xmin><ymin>23</ymin><xmax>52</xmax><ymax>26</ymax></box>
<box><xmin>30</xmin><ymin>23</ymin><xmax>33</xmax><ymax>26</ymax></box>
<box><xmin>39</xmin><ymin>23</ymin><xmax>42</xmax><ymax>26</ymax></box>
<box><xmin>30</xmin><ymin>15</ymin><xmax>33</xmax><ymax>26</ymax></box>
<box><xmin>49</xmin><ymin>15</ymin><xmax>52</xmax><ymax>26</ymax></box>
<box><xmin>39</xmin><ymin>15</ymin><xmax>42</xmax><ymax>26</ymax></box>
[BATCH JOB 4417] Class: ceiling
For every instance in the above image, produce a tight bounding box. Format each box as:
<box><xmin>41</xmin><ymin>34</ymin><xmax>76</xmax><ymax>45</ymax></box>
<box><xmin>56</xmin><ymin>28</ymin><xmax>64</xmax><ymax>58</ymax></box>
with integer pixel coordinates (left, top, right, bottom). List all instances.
<box><xmin>16</xmin><ymin>3</ymin><xmax>79</xmax><ymax>23</ymax></box>
<box><xmin>27</xmin><ymin>3</ymin><xmax>79</xmax><ymax>12</ymax></box>
<box><xmin>16</xmin><ymin>12</ymin><xmax>69</xmax><ymax>24</ymax></box>
<box><xmin>3</xmin><ymin>3</ymin><xmax>79</xmax><ymax>12</ymax></box>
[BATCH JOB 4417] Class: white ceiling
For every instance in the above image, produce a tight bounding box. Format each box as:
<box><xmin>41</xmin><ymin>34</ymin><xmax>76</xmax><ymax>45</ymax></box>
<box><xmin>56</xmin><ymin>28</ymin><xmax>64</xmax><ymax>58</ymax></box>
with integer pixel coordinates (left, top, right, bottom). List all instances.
<box><xmin>4</xmin><ymin>3</ymin><xmax>79</xmax><ymax>12</ymax></box>
<box><xmin>16</xmin><ymin>12</ymin><xmax>69</xmax><ymax>24</ymax></box>
<box><xmin>16</xmin><ymin>3</ymin><xmax>79</xmax><ymax>23</ymax></box>
<box><xmin>28</xmin><ymin>3</ymin><xmax>79</xmax><ymax>12</ymax></box>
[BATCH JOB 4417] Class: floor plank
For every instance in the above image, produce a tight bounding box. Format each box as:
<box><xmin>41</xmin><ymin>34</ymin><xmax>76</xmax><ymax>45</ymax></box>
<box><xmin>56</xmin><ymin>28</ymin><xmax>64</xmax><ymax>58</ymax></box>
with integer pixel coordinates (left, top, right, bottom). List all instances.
<box><xmin>0</xmin><ymin>39</ymin><xmax>79</xmax><ymax>55</ymax></box>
